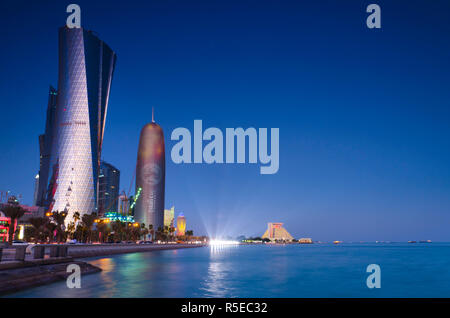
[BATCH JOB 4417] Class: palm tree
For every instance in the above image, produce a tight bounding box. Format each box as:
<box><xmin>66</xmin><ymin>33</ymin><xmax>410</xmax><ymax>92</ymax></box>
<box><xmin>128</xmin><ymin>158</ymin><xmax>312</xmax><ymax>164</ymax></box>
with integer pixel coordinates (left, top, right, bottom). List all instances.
<box><xmin>81</xmin><ymin>213</ymin><xmax>96</xmax><ymax>243</ymax></box>
<box><xmin>156</xmin><ymin>226</ymin><xmax>164</xmax><ymax>241</ymax></box>
<box><xmin>114</xmin><ymin>220</ymin><xmax>129</xmax><ymax>242</ymax></box>
<box><xmin>45</xmin><ymin>222</ymin><xmax>57</xmax><ymax>243</ymax></box>
<box><xmin>1</xmin><ymin>205</ymin><xmax>26</xmax><ymax>245</ymax></box>
<box><xmin>73</xmin><ymin>211</ymin><xmax>81</xmax><ymax>224</ymax></box>
<box><xmin>27</xmin><ymin>217</ymin><xmax>49</xmax><ymax>243</ymax></box>
<box><xmin>96</xmin><ymin>221</ymin><xmax>110</xmax><ymax>243</ymax></box>
<box><xmin>141</xmin><ymin>227</ymin><xmax>149</xmax><ymax>241</ymax></box>
<box><xmin>164</xmin><ymin>226</ymin><xmax>170</xmax><ymax>242</ymax></box>
<box><xmin>131</xmin><ymin>225</ymin><xmax>141</xmax><ymax>241</ymax></box>
<box><xmin>186</xmin><ymin>230</ymin><xmax>194</xmax><ymax>241</ymax></box>
<box><xmin>169</xmin><ymin>226</ymin><xmax>176</xmax><ymax>241</ymax></box>
<box><xmin>66</xmin><ymin>221</ymin><xmax>76</xmax><ymax>240</ymax></box>
<box><xmin>148</xmin><ymin>224</ymin><xmax>154</xmax><ymax>242</ymax></box>
<box><xmin>51</xmin><ymin>211</ymin><xmax>67</xmax><ymax>243</ymax></box>
<box><xmin>140</xmin><ymin>223</ymin><xmax>148</xmax><ymax>241</ymax></box>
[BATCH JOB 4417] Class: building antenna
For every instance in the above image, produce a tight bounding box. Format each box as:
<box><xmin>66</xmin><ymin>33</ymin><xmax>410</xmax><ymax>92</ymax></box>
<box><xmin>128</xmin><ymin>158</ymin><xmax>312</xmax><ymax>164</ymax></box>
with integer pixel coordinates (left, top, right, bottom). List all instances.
<box><xmin>152</xmin><ymin>107</ymin><xmax>155</xmax><ymax>123</ymax></box>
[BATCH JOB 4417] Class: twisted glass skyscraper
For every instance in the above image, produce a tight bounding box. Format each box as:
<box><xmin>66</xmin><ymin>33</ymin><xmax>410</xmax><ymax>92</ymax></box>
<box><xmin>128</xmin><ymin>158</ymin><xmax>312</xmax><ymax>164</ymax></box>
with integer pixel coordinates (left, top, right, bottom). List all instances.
<box><xmin>47</xmin><ymin>26</ymin><xmax>116</xmax><ymax>225</ymax></box>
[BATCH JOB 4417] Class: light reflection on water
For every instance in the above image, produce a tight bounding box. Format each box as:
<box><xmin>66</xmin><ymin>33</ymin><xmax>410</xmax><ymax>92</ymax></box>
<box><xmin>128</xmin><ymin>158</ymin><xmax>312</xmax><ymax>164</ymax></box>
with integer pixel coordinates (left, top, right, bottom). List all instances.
<box><xmin>198</xmin><ymin>245</ymin><xmax>240</xmax><ymax>297</ymax></box>
<box><xmin>6</xmin><ymin>243</ymin><xmax>450</xmax><ymax>298</ymax></box>
<box><xmin>88</xmin><ymin>257</ymin><xmax>117</xmax><ymax>297</ymax></box>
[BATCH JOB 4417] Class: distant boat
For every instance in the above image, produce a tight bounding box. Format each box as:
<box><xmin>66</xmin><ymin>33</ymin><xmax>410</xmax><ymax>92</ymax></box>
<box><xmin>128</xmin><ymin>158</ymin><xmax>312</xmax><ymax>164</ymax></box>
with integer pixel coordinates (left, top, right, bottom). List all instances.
<box><xmin>419</xmin><ymin>240</ymin><xmax>432</xmax><ymax>243</ymax></box>
<box><xmin>333</xmin><ymin>241</ymin><xmax>342</xmax><ymax>244</ymax></box>
<box><xmin>408</xmin><ymin>241</ymin><xmax>417</xmax><ymax>243</ymax></box>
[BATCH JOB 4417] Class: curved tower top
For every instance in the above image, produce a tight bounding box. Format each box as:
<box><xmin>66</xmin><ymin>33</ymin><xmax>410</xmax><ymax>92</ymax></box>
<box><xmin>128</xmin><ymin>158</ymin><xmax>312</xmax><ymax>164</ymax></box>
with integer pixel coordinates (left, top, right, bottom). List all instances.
<box><xmin>135</xmin><ymin>116</ymin><xmax>166</xmax><ymax>230</ymax></box>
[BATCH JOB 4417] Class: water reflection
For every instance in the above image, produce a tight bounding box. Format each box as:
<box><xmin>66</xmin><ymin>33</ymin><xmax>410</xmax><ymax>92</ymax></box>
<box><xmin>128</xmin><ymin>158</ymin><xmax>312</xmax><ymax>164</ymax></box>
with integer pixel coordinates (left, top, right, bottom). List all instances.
<box><xmin>89</xmin><ymin>257</ymin><xmax>117</xmax><ymax>297</ymax></box>
<box><xmin>198</xmin><ymin>244</ymin><xmax>240</xmax><ymax>297</ymax></box>
<box><xmin>117</xmin><ymin>253</ymin><xmax>147</xmax><ymax>297</ymax></box>
<box><xmin>90</xmin><ymin>257</ymin><xmax>115</xmax><ymax>272</ymax></box>
<box><xmin>209</xmin><ymin>243</ymin><xmax>239</xmax><ymax>257</ymax></box>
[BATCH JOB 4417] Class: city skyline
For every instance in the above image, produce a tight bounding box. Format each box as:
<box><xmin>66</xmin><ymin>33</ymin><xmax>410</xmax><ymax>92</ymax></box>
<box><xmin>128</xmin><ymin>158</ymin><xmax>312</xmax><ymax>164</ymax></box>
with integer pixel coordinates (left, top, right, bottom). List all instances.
<box><xmin>0</xmin><ymin>1</ymin><xmax>449</xmax><ymax>240</ymax></box>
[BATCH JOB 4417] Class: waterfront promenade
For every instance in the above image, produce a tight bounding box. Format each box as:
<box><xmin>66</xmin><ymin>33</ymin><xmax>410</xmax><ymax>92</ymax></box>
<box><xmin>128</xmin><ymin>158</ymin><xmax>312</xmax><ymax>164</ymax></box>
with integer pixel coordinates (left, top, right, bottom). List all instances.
<box><xmin>0</xmin><ymin>243</ymin><xmax>206</xmax><ymax>267</ymax></box>
<box><xmin>67</xmin><ymin>242</ymin><xmax>206</xmax><ymax>258</ymax></box>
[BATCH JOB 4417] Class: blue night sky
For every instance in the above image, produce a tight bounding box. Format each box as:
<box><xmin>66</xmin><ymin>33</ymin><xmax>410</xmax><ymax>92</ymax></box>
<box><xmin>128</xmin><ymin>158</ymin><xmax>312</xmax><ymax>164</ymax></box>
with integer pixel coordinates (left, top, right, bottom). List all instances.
<box><xmin>0</xmin><ymin>0</ymin><xmax>449</xmax><ymax>241</ymax></box>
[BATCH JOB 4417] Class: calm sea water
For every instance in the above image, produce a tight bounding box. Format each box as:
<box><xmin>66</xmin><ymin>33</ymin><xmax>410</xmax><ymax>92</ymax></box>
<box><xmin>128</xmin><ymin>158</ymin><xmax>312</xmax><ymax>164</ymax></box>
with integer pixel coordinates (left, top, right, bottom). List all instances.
<box><xmin>7</xmin><ymin>243</ymin><xmax>450</xmax><ymax>298</ymax></box>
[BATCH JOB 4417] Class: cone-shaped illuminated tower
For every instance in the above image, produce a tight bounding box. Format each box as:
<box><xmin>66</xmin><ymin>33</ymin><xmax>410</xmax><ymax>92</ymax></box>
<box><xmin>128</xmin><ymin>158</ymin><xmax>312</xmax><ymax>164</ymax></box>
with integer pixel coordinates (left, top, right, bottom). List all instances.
<box><xmin>135</xmin><ymin>109</ymin><xmax>165</xmax><ymax>230</ymax></box>
<box><xmin>176</xmin><ymin>213</ymin><xmax>186</xmax><ymax>236</ymax></box>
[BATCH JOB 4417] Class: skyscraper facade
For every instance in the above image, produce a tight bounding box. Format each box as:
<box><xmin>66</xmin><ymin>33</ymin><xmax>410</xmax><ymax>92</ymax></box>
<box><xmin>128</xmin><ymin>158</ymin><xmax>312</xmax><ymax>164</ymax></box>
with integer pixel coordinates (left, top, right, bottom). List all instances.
<box><xmin>36</xmin><ymin>86</ymin><xmax>57</xmax><ymax>207</ymax></box>
<box><xmin>98</xmin><ymin>161</ymin><xmax>120</xmax><ymax>215</ymax></box>
<box><xmin>135</xmin><ymin>114</ymin><xmax>166</xmax><ymax>230</ymax></box>
<box><xmin>164</xmin><ymin>206</ymin><xmax>174</xmax><ymax>228</ymax></box>
<box><xmin>47</xmin><ymin>26</ymin><xmax>116</xmax><ymax>225</ymax></box>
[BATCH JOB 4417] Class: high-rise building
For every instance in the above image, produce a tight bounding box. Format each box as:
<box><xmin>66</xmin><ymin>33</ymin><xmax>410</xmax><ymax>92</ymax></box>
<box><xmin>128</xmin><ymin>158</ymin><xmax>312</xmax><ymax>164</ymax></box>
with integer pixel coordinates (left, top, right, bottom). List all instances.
<box><xmin>47</xmin><ymin>26</ymin><xmax>116</xmax><ymax>225</ymax></box>
<box><xmin>36</xmin><ymin>86</ymin><xmax>57</xmax><ymax>207</ymax></box>
<box><xmin>98</xmin><ymin>161</ymin><xmax>120</xmax><ymax>215</ymax></box>
<box><xmin>261</xmin><ymin>222</ymin><xmax>294</xmax><ymax>241</ymax></box>
<box><xmin>118</xmin><ymin>193</ymin><xmax>130</xmax><ymax>215</ymax></box>
<box><xmin>176</xmin><ymin>213</ymin><xmax>186</xmax><ymax>236</ymax></box>
<box><xmin>134</xmin><ymin>111</ymin><xmax>165</xmax><ymax>230</ymax></box>
<box><xmin>164</xmin><ymin>206</ymin><xmax>174</xmax><ymax>228</ymax></box>
<box><xmin>33</xmin><ymin>174</ymin><xmax>39</xmax><ymax>206</ymax></box>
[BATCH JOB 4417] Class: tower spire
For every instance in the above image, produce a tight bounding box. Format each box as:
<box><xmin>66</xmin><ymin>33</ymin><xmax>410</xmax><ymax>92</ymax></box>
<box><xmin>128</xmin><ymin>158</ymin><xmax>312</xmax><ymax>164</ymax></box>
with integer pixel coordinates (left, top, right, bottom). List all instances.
<box><xmin>152</xmin><ymin>107</ymin><xmax>155</xmax><ymax>123</ymax></box>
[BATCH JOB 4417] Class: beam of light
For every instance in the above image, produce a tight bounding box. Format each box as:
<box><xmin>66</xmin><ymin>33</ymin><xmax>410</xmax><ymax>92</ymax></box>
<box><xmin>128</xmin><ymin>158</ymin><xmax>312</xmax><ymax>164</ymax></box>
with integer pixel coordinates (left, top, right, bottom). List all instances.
<box><xmin>183</xmin><ymin>174</ymin><xmax>260</xmax><ymax>240</ymax></box>
<box><xmin>209</xmin><ymin>239</ymin><xmax>240</xmax><ymax>246</ymax></box>
<box><xmin>170</xmin><ymin>165</ymin><xmax>264</xmax><ymax>241</ymax></box>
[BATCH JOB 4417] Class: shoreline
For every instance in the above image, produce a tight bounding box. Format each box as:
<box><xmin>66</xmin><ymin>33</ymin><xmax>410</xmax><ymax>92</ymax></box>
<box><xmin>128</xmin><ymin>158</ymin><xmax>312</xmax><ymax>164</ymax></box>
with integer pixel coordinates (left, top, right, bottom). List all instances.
<box><xmin>67</xmin><ymin>243</ymin><xmax>206</xmax><ymax>258</ymax></box>
<box><xmin>0</xmin><ymin>243</ymin><xmax>206</xmax><ymax>296</ymax></box>
<box><xmin>0</xmin><ymin>260</ymin><xmax>100</xmax><ymax>296</ymax></box>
